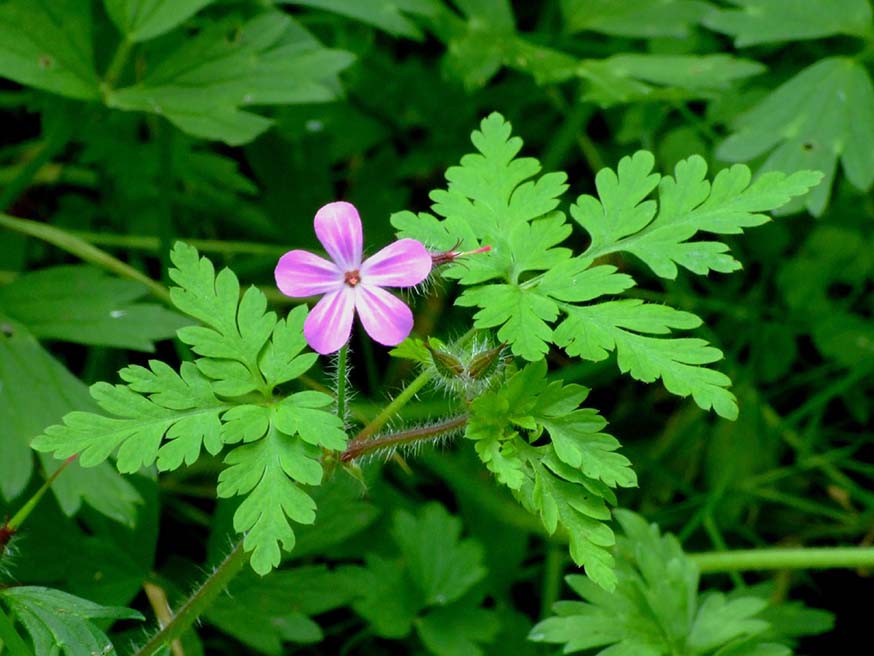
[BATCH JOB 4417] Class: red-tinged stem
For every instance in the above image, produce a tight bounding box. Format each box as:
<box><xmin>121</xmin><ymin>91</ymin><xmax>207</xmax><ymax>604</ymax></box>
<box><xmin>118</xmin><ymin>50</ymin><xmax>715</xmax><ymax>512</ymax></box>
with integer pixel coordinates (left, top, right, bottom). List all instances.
<box><xmin>341</xmin><ymin>414</ymin><xmax>468</xmax><ymax>462</ymax></box>
<box><xmin>1</xmin><ymin>455</ymin><xmax>77</xmax><ymax>555</ymax></box>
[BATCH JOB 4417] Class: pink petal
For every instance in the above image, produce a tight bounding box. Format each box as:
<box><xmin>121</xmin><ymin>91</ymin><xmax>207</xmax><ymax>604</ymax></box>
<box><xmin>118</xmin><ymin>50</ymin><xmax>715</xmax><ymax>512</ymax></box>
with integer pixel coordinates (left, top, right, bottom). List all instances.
<box><xmin>355</xmin><ymin>284</ymin><xmax>415</xmax><ymax>347</ymax></box>
<box><xmin>360</xmin><ymin>238</ymin><xmax>432</xmax><ymax>288</ymax></box>
<box><xmin>314</xmin><ymin>201</ymin><xmax>363</xmax><ymax>270</ymax></box>
<box><xmin>304</xmin><ymin>288</ymin><xmax>356</xmax><ymax>354</ymax></box>
<box><xmin>275</xmin><ymin>250</ymin><xmax>344</xmax><ymax>297</ymax></box>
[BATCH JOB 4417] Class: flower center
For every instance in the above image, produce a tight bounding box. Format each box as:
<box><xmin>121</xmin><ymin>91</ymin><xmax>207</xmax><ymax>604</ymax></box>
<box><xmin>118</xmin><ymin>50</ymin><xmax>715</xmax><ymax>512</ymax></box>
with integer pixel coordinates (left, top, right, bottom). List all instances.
<box><xmin>344</xmin><ymin>269</ymin><xmax>361</xmax><ymax>287</ymax></box>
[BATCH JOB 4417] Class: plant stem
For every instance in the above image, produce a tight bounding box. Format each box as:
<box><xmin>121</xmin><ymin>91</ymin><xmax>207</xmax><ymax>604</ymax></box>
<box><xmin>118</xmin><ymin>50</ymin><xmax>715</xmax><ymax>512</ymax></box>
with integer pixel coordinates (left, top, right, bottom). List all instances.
<box><xmin>346</xmin><ymin>369</ymin><xmax>434</xmax><ymax>447</ymax></box>
<box><xmin>341</xmin><ymin>414</ymin><xmax>468</xmax><ymax>462</ymax></box>
<box><xmin>103</xmin><ymin>38</ymin><xmax>133</xmax><ymax>90</ymax></box>
<box><xmin>66</xmin><ymin>230</ymin><xmax>287</xmax><ymax>257</ymax></box>
<box><xmin>7</xmin><ymin>457</ymin><xmax>76</xmax><ymax>532</ymax></box>
<box><xmin>133</xmin><ymin>541</ymin><xmax>248</xmax><ymax>656</ymax></box>
<box><xmin>691</xmin><ymin>546</ymin><xmax>874</xmax><ymax>573</ymax></box>
<box><xmin>0</xmin><ymin>606</ymin><xmax>33</xmax><ymax>656</ymax></box>
<box><xmin>0</xmin><ymin>212</ymin><xmax>171</xmax><ymax>304</ymax></box>
<box><xmin>336</xmin><ymin>343</ymin><xmax>349</xmax><ymax>424</ymax></box>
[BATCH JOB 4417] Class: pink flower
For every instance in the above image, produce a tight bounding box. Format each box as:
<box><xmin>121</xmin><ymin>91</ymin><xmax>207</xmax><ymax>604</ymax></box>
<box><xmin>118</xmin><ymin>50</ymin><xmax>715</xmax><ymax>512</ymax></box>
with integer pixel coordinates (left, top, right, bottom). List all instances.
<box><xmin>275</xmin><ymin>201</ymin><xmax>432</xmax><ymax>355</ymax></box>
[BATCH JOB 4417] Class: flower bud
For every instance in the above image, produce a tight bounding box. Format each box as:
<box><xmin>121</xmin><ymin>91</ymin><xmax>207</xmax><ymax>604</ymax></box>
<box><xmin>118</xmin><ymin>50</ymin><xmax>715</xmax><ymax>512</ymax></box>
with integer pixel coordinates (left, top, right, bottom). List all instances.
<box><xmin>431</xmin><ymin>244</ymin><xmax>492</xmax><ymax>267</ymax></box>
<box><xmin>426</xmin><ymin>340</ymin><xmax>465</xmax><ymax>378</ymax></box>
<box><xmin>467</xmin><ymin>342</ymin><xmax>505</xmax><ymax>381</ymax></box>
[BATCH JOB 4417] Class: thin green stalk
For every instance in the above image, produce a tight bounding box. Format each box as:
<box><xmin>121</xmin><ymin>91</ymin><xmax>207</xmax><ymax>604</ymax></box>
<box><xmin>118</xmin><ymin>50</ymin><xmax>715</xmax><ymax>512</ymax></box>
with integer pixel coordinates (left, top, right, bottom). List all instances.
<box><xmin>691</xmin><ymin>546</ymin><xmax>874</xmax><ymax>573</ymax></box>
<box><xmin>540</xmin><ymin>544</ymin><xmax>565</xmax><ymax>619</ymax></box>
<box><xmin>0</xmin><ymin>213</ymin><xmax>171</xmax><ymax>304</ymax></box>
<box><xmin>0</xmin><ymin>606</ymin><xmax>34</xmax><ymax>656</ymax></box>
<box><xmin>347</xmin><ymin>368</ymin><xmax>434</xmax><ymax>446</ymax></box>
<box><xmin>102</xmin><ymin>38</ymin><xmax>133</xmax><ymax>90</ymax></box>
<box><xmin>7</xmin><ymin>457</ymin><xmax>76</xmax><ymax>532</ymax></box>
<box><xmin>336</xmin><ymin>343</ymin><xmax>349</xmax><ymax>424</ymax></box>
<box><xmin>133</xmin><ymin>541</ymin><xmax>248</xmax><ymax>656</ymax></box>
<box><xmin>66</xmin><ymin>230</ymin><xmax>287</xmax><ymax>257</ymax></box>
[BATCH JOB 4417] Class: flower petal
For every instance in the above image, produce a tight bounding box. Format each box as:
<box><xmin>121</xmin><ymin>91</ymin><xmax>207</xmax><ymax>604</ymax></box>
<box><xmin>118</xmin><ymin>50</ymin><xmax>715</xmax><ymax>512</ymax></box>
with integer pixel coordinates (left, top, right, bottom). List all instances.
<box><xmin>314</xmin><ymin>201</ymin><xmax>363</xmax><ymax>270</ymax></box>
<box><xmin>304</xmin><ymin>288</ymin><xmax>356</xmax><ymax>355</ymax></box>
<box><xmin>355</xmin><ymin>284</ymin><xmax>414</xmax><ymax>347</ymax></box>
<box><xmin>360</xmin><ymin>238</ymin><xmax>432</xmax><ymax>288</ymax></box>
<box><xmin>275</xmin><ymin>250</ymin><xmax>344</xmax><ymax>297</ymax></box>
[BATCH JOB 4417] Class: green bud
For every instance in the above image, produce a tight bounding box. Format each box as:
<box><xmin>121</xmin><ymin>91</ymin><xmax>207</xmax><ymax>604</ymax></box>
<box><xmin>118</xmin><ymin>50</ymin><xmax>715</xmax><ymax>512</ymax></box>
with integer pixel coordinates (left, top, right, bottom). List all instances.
<box><xmin>426</xmin><ymin>341</ymin><xmax>465</xmax><ymax>378</ymax></box>
<box><xmin>467</xmin><ymin>343</ymin><xmax>505</xmax><ymax>381</ymax></box>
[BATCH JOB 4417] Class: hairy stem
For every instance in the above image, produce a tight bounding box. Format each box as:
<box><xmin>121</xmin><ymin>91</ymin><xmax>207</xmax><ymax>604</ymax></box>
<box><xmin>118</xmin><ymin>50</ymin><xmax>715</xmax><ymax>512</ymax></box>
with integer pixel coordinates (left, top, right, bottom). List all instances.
<box><xmin>341</xmin><ymin>414</ymin><xmax>468</xmax><ymax>462</ymax></box>
<box><xmin>133</xmin><ymin>541</ymin><xmax>248</xmax><ymax>656</ymax></box>
<box><xmin>336</xmin><ymin>343</ymin><xmax>348</xmax><ymax>425</ymax></box>
<box><xmin>0</xmin><ymin>606</ymin><xmax>33</xmax><ymax>656</ymax></box>
<box><xmin>0</xmin><ymin>213</ymin><xmax>171</xmax><ymax>304</ymax></box>
<box><xmin>691</xmin><ymin>546</ymin><xmax>874</xmax><ymax>573</ymax></box>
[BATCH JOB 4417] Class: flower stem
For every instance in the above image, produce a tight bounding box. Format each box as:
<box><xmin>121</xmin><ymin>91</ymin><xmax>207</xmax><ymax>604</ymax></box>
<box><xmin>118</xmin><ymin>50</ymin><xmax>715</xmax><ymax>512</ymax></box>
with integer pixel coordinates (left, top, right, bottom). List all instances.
<box><xmin>0</xmin><ymin>606</ymin><xmax>33</xmax><ymax>656</ymax></box>
<box><xmin>691</xmin><ymin>546</ymin><xmax>874</xmax><ymax>573</ymax></box>
<box><xmin>341</xmin><ymin>414</ymin><xmax>468</xmax><ymax>462</ymax></box>
<box><xmin>133</xmin><ymin>540</ymin><xmax>248</xmax><ymax>656</ymax></box>
<box><xmin>336</xmin><ymin>343</ymin><xmax>349</xmax><ymax>424</ymax></box>
<box><xmin>348</xmin><ymin>369</ymin><xmax>434</xmax><ymax>446</ymax></box>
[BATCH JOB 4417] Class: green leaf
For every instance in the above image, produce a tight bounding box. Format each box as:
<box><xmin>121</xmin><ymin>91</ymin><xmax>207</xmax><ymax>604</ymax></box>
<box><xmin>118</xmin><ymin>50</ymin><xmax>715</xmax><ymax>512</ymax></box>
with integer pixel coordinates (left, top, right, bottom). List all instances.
<box><xmin>575</xmin><ymin>152</ymin><xmax>822</xmax><ymax>278</ymax></box>
<box><xmin>0</xmin><ymin>0</ymin><xmax>100</xmax><ymax>100</ymax></box>
<box><xmin>104</xmin><ymin>0</ymin><xmax>216</xmax><ymax>41</ymax></box>
<box><xmin>0</xmin><ymin>586</ymin><xmax>142</xmax><ymax>656</ymax></box>
<box><xmin>391</xmin><ymin>503</ymin><xmax>487</xmax><ymax>606</ymax></box>
<box><xmin>259</xmin><ymin>306</ymin><xmax>318</xmax><ymax>389</ymax></box>
<box><xmin>554</xmin><ymin>300</ymin><xmax>737</xmax><ymax>418</ymax></box>
<box><xmin>274</xmin><ymin>391</ymin><xmax>347</xmax><ymax>451</ymax></box>
<box><xmin>0</xmin><ymin>321</ymin><xmax>141</xmax><ymax>524</ymax></box>
<box><xmin>0</xmin><ymin>265</ymin><xmax>188</xmax><ymax>351</ymax></box>
<box><xmin>217</xmin><ymin>408</ymin><xmax>340</xmax><ymax>574</ymax></box>
<box><xmin>457</xmin><ymin>284</ymin><xmax>558</xmax><ymax>360</ymax></box>
<box><xmin>31</xmin><ymin>361</ymin><xmax>228</xmax><ymax>472</ymax></box>
<box><xmin>530</xmin><ymin>511</ymin><xmax>829</xmax><ymax>655</ymax></box>
<box><xmin>169</xmin><ymin>241</ymin><xmax>276</xmax><ymax>395</ymax></box>
<box><xmin>416</xmin><ymin>604</ymin><xmax>501</xmax><ymax>656</ymax></box>
<box><xmin>718</xmin><ymin>57</ymin><xmax>874</xmax><ymax>216</ymax></box>
<box><xmin>561</xmin><ymin>0</ymin><xmax>711</xmax><ymax>37</ymax></box>
<box><xmin>467</xmin><ymin>362</ymin><xmax>632</xmax><ymax>589</ymax></box>
<box><xmin>279</xmin><ymin>0</ymin><xmax>440</xmax><ymax>39</ymax></box>
<box><xmin>703</xmin><ymin>0</ymin><xmax>872</xmax><ymax>46</ymax></box>
<box><xmin>206</xmin><ymin>566</ymin><xmax>356</xmax><ymax>652</ymax></box>
<box><xmin>106</xmin><ymin>13</ymin><xmax>355</xmax><ymax>144</ymax></box>
<box><xmin>580</xmin><ymin>54</ymin><xmax>765</xmax><ymax>106</ymax></box>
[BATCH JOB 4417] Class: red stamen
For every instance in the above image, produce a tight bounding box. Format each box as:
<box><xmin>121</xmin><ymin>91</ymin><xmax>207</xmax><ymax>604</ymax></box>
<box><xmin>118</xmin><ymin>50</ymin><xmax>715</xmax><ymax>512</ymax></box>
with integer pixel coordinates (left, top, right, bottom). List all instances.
<box><xmin>344</xmin><ymin>269</ymin><xmax>361</xmax><ymax>287</ymax></box>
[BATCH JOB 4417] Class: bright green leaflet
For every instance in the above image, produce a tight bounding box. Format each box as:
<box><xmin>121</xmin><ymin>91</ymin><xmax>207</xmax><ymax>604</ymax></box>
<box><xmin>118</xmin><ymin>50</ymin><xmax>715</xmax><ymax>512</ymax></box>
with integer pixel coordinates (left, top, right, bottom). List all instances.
<box><xmin>394</xmin><ymin>112</ymin><xmax>819</xmax><ymax>418</ymax></box>
<box><xmin>32</xmin><ymin>243</ymin><xmax>345</xmax><ymax>574</ymax></box>
<box><xmin>466</xmin><ymin>360</ymin><xmax>636</xmax><ymax>590</ymax></box>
